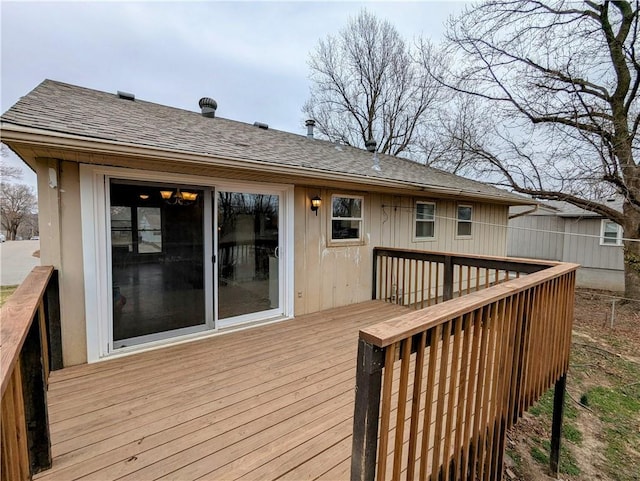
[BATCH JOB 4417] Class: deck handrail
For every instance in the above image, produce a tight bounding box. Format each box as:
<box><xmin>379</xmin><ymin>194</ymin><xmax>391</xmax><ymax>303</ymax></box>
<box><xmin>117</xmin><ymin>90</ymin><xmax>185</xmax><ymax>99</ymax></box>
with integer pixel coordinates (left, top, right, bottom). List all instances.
<box><xmin>1</xmin><ymin>266</ymin><xmax>61</xmax><ymax>480</ymax></box>
<box><xmin>372</xmin><ymin>247</ymin><xmax>557</xmax><ymax>307</ymax></box>
<box><xmin>352</xmin><ymin>250</ymin><xmax>578</xmax><ymax>481</ymax></box>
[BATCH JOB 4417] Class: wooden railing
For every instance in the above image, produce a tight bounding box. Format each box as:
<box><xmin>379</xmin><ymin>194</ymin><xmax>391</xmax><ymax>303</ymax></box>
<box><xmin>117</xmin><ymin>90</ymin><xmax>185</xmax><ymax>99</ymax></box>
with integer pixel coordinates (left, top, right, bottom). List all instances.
<box><xmin>1</xmin><ymin>266</ymin><xmax>62</xmax><ymax>480</ymax></box>
<box><xmin>373</xmin><ymin>247</ymin><xmax>556</xmax><ymax>307</ymax></box>
<box><xmin>352</xmin><ymin>250</ymin><xmax>578</xmax><ymax>481</ymax></box>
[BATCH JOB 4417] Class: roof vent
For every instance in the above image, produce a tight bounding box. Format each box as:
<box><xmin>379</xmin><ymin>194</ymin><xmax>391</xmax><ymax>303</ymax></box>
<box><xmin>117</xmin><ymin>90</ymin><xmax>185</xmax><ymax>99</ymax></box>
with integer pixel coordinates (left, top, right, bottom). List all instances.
<box><xmin>253</xmin><ymin>122</ymin><xmax>269</xmax><ymax>130</ymax></box>
<box><xmin>365</xmin><ymin>139</ymin><xmax>377</xmax><ymax>152</ymax></box>
<box><xmin>117</xmin><ymin>90</ymin><xmax>135</xmax><ymax>101</ymax></box>
<box><xmin>305</xmin><ymin>119</ymin><xmax>316</xmax><ymax>139</ymax></box>
<box><xmin>199</xmin><ymin>97</ymin><xmax>217</xmax><ymax>118</ymax></box>
<box><xmin>371</xmin><ymin>151</ymin><xmax>381</xmax><ymax>172</ymax></box>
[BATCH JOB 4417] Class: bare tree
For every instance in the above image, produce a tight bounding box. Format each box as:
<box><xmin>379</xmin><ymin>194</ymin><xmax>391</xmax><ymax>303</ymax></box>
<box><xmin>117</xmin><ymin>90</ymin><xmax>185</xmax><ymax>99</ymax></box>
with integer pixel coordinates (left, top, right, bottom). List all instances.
<box><xmin>1</xmin><ymin>145</ymin><xmax>23</xmax><ymax>181</ymax></box>
<box><xmin>1</xmin><ymin>182</ymin><xmax>36</xmax><ymax>240</ymax></box>
<box><xmin>304</xmin><ymin>9</ymin><xmax>443</xmax><ymax>156</ymax></box>
<box><xmin>425</xmin><ymin>0</ymin><xmax>640</xmax><ymax>299</ymax></box>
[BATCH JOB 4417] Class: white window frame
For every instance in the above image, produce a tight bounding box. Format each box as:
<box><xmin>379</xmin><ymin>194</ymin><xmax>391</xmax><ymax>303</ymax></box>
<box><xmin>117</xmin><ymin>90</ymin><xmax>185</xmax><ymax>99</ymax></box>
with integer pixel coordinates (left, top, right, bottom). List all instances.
<box><xmin>456</xmin><ymin>204</ymin><xmax>473</xmax><ymax>238</ymax></box>
<box><xmin>414</xmin><ymin>201</ymin><xmax>436</xmax><ymax>241</ymax></box>
<box><xmin>600</xmin><ymin>219</ymin><xmax>623</xmax><ymax>246</ymax></box>
<box><xmin>328</xmin><ymin>193</ymin><xmax>364</xmax><ymax>246</ymax></box>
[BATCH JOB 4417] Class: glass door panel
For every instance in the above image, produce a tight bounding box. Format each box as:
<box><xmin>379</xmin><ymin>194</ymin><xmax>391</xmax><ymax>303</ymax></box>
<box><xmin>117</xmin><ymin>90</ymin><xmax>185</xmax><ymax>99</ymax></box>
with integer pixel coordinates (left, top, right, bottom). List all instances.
<box><xmin>110</xmin><ymin>180</ymin><xmax>206</xmax><ymax>347</ymax></box>
<box><xmin>217</xmin><ymin>191</ymin><xmax>279</xmax><ymax>322</ymax></box>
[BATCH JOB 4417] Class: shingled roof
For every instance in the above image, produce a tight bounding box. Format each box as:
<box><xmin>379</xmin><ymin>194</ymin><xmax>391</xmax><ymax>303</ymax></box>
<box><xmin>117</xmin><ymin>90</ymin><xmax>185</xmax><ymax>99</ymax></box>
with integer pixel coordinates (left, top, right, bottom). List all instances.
<box><xmin>1</xmin><ymin>80</ymin><xmax>529</xmax><ymax>204</ymax></box>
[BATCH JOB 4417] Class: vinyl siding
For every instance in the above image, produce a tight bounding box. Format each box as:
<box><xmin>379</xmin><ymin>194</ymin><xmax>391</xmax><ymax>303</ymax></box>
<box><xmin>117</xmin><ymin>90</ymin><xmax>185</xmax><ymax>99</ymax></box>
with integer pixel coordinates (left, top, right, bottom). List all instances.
<box><xmin>507</xmin><ymin>215</ymin><xmax>564</xmax><ymax>261</ymax></box>
<box><xmin>294</xmin><ymin>188</ymin><xmax>509</xmax><ymax>315</ymax></box>
<box><xmin>562</xmin><ymin>218</ymin><xmax>624</xmax><ymax>269</ymax></box>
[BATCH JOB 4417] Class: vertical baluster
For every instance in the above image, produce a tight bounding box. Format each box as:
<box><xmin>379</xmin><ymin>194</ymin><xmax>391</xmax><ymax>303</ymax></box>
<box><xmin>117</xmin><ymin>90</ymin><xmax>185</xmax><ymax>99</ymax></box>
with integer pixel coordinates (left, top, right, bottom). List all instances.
<box><xmin>435</xmin><ymin>263</ymin><xmax>440</xmax><ymax>304</ymax></box>
<box><xmin>421</xmin><ymin>260</ymin><xmax>426</xmax><ymax>309</ymax></box>
<box><xmin>427</xmin><ymin>262</ymin><xmax>433</xmax><ymax>306</ymax></box>
<box><xmin>377</xmin><ymin>342</ymin><xmax>397</xmax><ymax>481</ymax></box>
<box><xmin>442</xmin><ymin>316</ymin><xmax>464</xmax><ymax>480</ymax></box>
<box><xmin>407</xmin><ymin>332</ymin><xmax>427</xmax><ymax>481</ymax></box>
<box><xmin>452</xmin><ymin>312</ymin><xmax>473</xmax><ymax>479</ymax></box>
<box><xmin>469</xmin><ymin>305</ymin><xmax>491</xmax><ymax>477</ymax></box>
<box><xmin>431</xmin><ymin>321</ymin><xmax>452</xmax><ymax>480</ymax></box>
<box><xmin>392</xmin><ymin>339</ymin><xmax>413</xmax><ymax>480</ymax></box>
<box><xmin>419</xmin><ymin>326</ymin><xmax>442</xmax><ymax>480</ymax></box>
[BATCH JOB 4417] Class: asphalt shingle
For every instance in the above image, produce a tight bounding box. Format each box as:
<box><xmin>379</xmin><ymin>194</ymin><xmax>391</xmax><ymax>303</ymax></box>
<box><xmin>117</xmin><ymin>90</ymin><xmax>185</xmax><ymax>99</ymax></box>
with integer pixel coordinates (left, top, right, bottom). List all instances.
<box><xmin>1</xmin><ymin>79</ymin><xmax>528</xmax><ymax>203</ymax></box>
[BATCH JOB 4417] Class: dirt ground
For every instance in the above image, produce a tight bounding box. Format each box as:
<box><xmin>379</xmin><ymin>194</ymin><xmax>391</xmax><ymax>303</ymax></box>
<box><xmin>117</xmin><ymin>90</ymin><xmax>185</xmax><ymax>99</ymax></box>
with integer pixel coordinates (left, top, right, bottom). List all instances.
<box><xmin>505</xmin><ymin>289</ymin><xmax>640</xmax><ymax>481</ymax></box>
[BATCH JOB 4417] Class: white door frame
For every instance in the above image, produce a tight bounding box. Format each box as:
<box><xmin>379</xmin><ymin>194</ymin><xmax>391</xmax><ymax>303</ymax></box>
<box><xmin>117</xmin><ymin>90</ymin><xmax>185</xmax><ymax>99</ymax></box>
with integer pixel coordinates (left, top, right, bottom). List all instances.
<box><xmin>80</xmin><ymin>164</ymin><xmax>294</xmax><ymax>362</ymax></box>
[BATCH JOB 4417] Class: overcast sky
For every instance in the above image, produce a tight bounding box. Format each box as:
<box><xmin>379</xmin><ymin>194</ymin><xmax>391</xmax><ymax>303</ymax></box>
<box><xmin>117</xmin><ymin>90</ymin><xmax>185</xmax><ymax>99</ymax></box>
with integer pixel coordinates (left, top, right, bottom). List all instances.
<box><xmin>1</xmin><ymin>1</ymin><xmax>468</xmax><ymax>189</ymax></box>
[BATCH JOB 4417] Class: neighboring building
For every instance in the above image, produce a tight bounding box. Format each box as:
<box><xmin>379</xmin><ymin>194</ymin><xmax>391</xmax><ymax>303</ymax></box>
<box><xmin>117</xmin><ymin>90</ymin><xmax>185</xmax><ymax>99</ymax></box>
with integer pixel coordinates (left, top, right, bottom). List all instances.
<box><xmin>1</xmin><ymin>80</ymin><xmax>532</xmax><ymax>366</ymax></box>
<box><xmin>508</xmin><ymin>199</ymin><xmax>624</xmax><ymax>291</ymax></box>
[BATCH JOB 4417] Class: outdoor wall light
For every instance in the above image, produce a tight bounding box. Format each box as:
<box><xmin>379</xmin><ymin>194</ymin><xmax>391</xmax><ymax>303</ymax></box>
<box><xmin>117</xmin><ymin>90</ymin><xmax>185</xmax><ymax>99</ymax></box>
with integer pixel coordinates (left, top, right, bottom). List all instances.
<box><xmin>139</xmin><ymin>194</ymin><xmax>150</xmax><ymax>200</ymax></box>
<box><xmin>310</xmin><ymin>195</ymin><xmax>322</xmax><ymax>216</ymax></box>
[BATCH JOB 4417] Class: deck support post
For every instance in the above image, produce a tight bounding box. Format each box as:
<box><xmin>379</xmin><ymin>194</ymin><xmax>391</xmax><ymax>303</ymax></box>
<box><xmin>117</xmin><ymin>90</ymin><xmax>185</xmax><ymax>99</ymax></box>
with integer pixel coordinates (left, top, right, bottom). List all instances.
<box><xmin>44</xmin><ymin>269</ymin><xmax>62</xmax><ymax>371</ymax></box>
<box><xmin>443</xmin><ymin>255</ymin><xmax>454</xmax><ymax>301</ymax></box>
<box><xmin>550</xmin><ymin>374</ymin><xmax>567</xmax><ymax>477</ymax></box>
<box><xmin>19</xmin><ymin>318</ymin><xmax>52</xmax><ymax>474</ymax></box>
<box><xmin>351</xmin><ymin>338</ymin><xmax>385</xmax><ymax>481</ymax></box>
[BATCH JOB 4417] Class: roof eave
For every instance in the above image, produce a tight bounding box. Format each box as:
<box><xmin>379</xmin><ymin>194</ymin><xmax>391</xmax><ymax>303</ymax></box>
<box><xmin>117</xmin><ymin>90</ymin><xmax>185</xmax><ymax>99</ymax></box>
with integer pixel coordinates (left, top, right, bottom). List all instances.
<box><xmin>0</xmin><ymin>122</ymin><xmax>533</xmax><ymax>205</ymax></box>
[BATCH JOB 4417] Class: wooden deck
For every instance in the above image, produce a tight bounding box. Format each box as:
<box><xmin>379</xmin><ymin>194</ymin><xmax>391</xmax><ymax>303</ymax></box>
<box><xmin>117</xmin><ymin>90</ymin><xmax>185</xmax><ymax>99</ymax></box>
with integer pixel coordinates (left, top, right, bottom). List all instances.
<box><xmin>35</xmin><ymin>301</ymin><xmax>409</xmax><ymax>481</ymax></box>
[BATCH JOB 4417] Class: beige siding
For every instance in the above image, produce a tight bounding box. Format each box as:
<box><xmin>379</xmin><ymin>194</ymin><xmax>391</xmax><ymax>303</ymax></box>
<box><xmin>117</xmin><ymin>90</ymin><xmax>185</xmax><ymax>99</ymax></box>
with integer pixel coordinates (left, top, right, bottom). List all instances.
<box><xmin>508</xmin><ymin>215</ymin><xmax>564</xmax><ymax>261</ymax></box>
<box><xmin>294</xmin><ymin>187</ymin><xmax>509</xmax><ymax>315</ymax></box>
<box><xmin>562</xmin><ymin>218</ymin><xmax>624</xmax><ymax>270</ymax></box>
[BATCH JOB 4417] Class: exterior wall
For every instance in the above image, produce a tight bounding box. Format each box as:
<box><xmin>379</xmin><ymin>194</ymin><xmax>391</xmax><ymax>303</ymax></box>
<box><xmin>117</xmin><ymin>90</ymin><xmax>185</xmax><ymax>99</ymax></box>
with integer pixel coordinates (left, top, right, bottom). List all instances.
<box><xmin>576</xmin><ymin>267</ymin><xmax>624</xmax><ymax>291</ymax></box>
<box><xmin>562</xmin><ymin>218</ymin><xmax>624</xmax><ymax>270</ymax></box>
<box><xmin>36</xmin><ymin>159</ymin><xmax>87</xmax><ymax>366</ymax></box>
<box><xmin>294</xmin><ymin>187</ymin><xmax>509</xmax><ymax>315</ymax></box>
<box><xmin>508</xmin><ymin>214</ymin><xmax>624</xmax><ymax>291</ymax></box>
<box><xmin>507</xmin><ymin>215</ymin><xmax>564</xmax><ymax>261</ymax></box>
<box><xmin>35</xmin><ymin>160</ymin><xmax>511</xmax><ymax>365</ymax></box>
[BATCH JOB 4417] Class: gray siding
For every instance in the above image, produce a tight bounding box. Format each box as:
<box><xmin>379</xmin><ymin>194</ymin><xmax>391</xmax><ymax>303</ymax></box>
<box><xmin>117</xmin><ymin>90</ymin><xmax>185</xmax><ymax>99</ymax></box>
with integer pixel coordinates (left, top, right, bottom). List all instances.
<box><xmin>562</xmin><ymin>218</ymin><xmax>624</xmax><ymax>270</ymax></box>
<box><xmin>507</xmin><ymin>215</ymin><xmax>564</xmax><ymax>261</ymax></box>
<box><xmin>508</xmin><ymin>214</ymin><xmax>623</xmax><ymax>273</ymax></box>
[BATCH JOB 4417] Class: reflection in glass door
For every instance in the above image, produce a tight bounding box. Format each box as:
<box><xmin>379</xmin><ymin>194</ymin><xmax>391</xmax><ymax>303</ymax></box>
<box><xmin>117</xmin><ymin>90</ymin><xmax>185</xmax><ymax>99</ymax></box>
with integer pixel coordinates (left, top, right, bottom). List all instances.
<box><xmin>110</xmin><ymin>180</ymin><xmax>206</xmax><ymax>348</ymax></box>
<box><xmin>217</xmin><ymin>191</ymin><xmax>280</xmax><ymax>323</ymax></box>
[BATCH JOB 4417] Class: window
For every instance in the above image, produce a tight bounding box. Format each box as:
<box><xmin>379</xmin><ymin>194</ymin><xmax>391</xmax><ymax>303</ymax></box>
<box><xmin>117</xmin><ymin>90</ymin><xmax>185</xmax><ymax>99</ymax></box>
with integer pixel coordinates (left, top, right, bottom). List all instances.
<box><xmin>457</xmin><ymin>205</ymin><xmax>473</xmax><ymax>237</ymax></box>
<box><xmin>331</xmin><ymin>194</ymin><xmax>363</xmax><ymax>242</ymax></box>
<box><xmin>601</xmin><ymin>219</ymin><xmax>622</xmax><ymax>246</ymax></box>
<box><xmin>415</xmin><ymin>202</ymin><xmax>435</xmax><ymax>239</ymax></box>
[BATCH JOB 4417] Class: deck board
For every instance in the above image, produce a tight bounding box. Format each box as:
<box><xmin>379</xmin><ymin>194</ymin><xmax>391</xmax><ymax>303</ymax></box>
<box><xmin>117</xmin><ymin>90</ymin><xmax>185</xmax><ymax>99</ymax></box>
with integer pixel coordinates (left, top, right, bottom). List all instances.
<box><xmin>35</xmin><ymin>301</ymin><xmax>409</xmax><ymax>481</ymax></box>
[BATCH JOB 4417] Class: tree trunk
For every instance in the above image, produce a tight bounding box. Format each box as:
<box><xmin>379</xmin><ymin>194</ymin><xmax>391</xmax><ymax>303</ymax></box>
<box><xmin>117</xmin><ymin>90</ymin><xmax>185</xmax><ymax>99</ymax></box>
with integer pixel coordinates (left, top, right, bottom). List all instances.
<box><xmin>622</xmin><ymin>202</ymin><xmax>640</xmax><ymax>301</ymax></box>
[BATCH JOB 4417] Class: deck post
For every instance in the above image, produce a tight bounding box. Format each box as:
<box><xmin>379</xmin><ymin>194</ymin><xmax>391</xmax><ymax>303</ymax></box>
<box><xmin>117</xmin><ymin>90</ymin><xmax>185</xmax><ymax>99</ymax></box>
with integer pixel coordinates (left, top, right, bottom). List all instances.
<box><xmin>351</xmin><ymin>338</ymin><xmax>385</xmax><ymax>481</ymax></box>
<box><xmin>372</xmin><ymin>249</ymin><xmax>378</xmax><ymax>300</ymax></box>
<box><xmin>19</xmin><ymin>317</ymin><xmax>52</xmax><ymax>474</ymax></box>
<box><xmin>45</xmin><ymin>269</ymin><xmax>63</xmax><ymax>371</ymax></box>
<box><xmin>550</xmin><ymin>374</ymin><xmax>567</xmax><ymax>477</ymax></box>
<box><xmin>443</xmin><ymin>255</ymin><xmax>454</xmax><ymax>300</ymax></box>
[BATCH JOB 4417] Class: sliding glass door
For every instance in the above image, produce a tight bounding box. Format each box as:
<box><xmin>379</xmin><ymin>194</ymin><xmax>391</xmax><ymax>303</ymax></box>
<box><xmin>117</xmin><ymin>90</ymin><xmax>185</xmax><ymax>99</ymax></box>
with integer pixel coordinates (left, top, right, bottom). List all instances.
<box><xmin>109</xmin><ymin>180</ymin><xmax>207</xmax><ymax>348</ymax></box>
<box><xmin>217</xmin><ymin>191</ymin><xmax>280</xmax><ymax>326</ymax></box>
<box><xmin>104</xmin><ymin>177</ymin><xmax>287</xmax><ymax>353</ymax></box>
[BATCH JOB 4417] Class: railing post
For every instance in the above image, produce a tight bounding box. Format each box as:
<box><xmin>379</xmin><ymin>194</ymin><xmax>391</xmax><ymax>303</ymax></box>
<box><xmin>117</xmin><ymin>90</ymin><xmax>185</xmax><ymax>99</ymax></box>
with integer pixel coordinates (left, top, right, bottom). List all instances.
<box><xmin>372</xmin><ymin>249</ymin><xmax>378</xmax><ymax>300</ymax></box>
<box><xmin>550</xmin><ymin>373</ymin><xmax>567</xmax><ymax>477</ymax></box>
<box><xmin>44</xmin><ymin>270</ymin><xmax>63</xmax><ymax>371</ymax></box>
<box><xmin>351</xmin><ymin>338</ymin><xmax>385</xmax><ymax>481</ymax></box>
<box><xmin>19</xmin><ymin>318</ymin><xmax>52</xmax><ymax>474</ymax></box>
<box><xmin>443</xmin><ymin>255</ymin><xmax>454</xmax><ymax>301</ymax></box>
